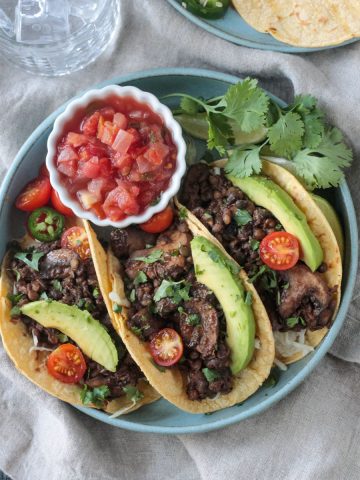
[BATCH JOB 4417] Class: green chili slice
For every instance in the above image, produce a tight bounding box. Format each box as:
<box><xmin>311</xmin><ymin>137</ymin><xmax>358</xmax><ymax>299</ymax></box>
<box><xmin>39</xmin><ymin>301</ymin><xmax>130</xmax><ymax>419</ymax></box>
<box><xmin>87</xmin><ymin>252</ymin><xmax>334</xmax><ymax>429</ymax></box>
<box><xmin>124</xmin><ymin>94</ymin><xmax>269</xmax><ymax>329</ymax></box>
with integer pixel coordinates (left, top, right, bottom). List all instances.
<box><xmin>28</xmin><ymin>207</ymin><xmax>65</xmax><ymax>242</ymax></box>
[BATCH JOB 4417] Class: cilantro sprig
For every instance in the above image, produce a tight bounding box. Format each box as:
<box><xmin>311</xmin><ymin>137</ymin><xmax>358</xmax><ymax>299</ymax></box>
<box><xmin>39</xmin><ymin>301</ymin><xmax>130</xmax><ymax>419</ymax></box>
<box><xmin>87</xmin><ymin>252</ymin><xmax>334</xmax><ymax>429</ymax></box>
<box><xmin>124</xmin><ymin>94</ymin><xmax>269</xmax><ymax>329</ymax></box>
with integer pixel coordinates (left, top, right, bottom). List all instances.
<box><xmin>80</xmin><ymin>385</ymin><xmax>110</xmax><ymax>407</ymax></box>
<box><xmin>14</xmin><ymin>251</ymin><xmax>45</xmax><ymax>271</ymax></box>
<box><xmin>171</xmin><ymin>80</ymin><xmax>352</xmax><ymax>189</ymax></box>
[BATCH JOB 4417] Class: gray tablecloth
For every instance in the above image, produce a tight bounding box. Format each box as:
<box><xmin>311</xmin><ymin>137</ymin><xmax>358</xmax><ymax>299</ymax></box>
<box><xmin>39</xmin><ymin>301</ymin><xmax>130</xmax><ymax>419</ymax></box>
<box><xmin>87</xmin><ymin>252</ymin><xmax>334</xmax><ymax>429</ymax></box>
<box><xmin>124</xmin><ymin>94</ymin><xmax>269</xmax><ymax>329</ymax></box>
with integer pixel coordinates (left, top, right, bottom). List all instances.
<box><xmin>0</xmin><ymin>1</ymin><xmax>359</xmax><ymax>479</ymax></box>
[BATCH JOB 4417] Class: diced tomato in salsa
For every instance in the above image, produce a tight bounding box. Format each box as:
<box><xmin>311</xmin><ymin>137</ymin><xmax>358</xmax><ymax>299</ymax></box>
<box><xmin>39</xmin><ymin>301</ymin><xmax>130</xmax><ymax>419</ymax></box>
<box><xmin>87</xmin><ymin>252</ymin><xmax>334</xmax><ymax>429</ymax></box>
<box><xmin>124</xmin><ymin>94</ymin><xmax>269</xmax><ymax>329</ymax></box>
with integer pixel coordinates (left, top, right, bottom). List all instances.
<box><xmin>55</xmin><ymin>96</ymin><xmax>177</xmax><ymax>221</ymax></box>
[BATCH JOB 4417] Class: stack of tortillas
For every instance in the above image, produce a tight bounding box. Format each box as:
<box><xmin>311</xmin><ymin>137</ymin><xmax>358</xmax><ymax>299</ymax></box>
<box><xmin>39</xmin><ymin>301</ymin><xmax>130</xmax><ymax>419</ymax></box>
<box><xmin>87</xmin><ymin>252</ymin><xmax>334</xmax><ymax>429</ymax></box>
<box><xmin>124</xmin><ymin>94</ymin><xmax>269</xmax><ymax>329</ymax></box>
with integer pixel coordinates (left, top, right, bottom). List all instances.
<box><xmin>232</xmin><ymin>0</ymin><xmax>360</xmax><ymax>47</ymax></box>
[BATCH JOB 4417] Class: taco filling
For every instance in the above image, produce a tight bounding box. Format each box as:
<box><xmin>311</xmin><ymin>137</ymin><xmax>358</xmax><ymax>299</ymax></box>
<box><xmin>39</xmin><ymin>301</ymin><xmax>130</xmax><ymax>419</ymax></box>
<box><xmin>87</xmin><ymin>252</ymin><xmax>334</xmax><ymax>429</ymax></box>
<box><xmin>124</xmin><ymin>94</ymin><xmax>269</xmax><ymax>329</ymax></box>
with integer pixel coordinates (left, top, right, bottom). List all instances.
<box><xmin>5</xmin><ymin>236</ymin><xmax>146</xmax><ymax>408</ymax></box>
<box><xmin>110</xmin><ymin>218</ymin><xmax>258</xmax><ymax>402</ymax></box>
<box><xmin>180</xmin><ymin>164</ymin><xmax>337</xmax><ymax>335</ymax></box>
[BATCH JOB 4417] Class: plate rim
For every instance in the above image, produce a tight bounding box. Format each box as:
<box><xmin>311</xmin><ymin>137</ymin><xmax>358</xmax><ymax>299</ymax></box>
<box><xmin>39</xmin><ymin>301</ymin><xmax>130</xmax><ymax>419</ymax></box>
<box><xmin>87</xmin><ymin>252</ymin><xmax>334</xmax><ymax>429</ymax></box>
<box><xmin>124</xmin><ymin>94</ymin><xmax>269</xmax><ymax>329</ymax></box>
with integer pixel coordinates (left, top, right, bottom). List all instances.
<box><xmin>165</xmin><ymin>0</ymin><xmax>359</xmax><ymax>53</ymax></box>
<box><xmin>0</xmin><ymin>66</ymin><xmax>358</xmax><ymax>434</ymax></box>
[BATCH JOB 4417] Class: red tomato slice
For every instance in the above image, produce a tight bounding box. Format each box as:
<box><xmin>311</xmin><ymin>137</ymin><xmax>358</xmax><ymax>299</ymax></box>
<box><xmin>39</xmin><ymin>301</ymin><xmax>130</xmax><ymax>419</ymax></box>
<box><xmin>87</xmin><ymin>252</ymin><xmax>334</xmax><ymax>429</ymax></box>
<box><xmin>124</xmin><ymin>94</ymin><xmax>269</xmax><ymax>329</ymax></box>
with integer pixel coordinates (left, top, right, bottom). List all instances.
<box><xmin>61</xmin><ymin>226</ymin><xmax>91</xmax><ymax>260</ymax></box>
<box><xmin>140</xmin><ymin>206</ymin><xmax>174</xmax><ymax>233</ymax></box>
<box><xmin>15</xmin><ymin>176</ymin><xmax>51</xmax><ymax>212</ymax></box>
<box><xmin>51</xmin><ymin>189</ymin><xmax>74</xmax><ymax>217</ymax></box>
<box><xmin>149</xmin><ymin>328</ymin><xmax>183</xmax><ymax>367</ymax></box>
<box><xmin>259</xmin><ymin>231</ymin><xmax>300</xmax><ymax>271</ymax></box>
<box><xmin>47</xmin><ymin>344</ymin><xmax>86</xmax><ymax>384</ymax></box>
<box><xmin>39</xmin><ymin>164</ymin><xmax>49</xmax><ymax>177</ymax></box>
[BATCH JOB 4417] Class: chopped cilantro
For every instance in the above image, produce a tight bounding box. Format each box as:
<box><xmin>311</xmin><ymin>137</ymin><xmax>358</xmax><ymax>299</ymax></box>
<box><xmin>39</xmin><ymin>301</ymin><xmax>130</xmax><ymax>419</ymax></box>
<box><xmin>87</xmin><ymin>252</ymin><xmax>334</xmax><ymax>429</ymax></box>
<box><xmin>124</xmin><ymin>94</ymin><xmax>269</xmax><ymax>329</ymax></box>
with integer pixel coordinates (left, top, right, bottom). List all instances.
<box><xmin>264</xmin><ymin>375</ymin><xmax>277</xmax><ymax>388</ymax></box>
<box><xmin>39</xmin><ymin>292</ymin><xmax>49</xmax><ymax>301</ymax></box>
<box><xmin>80</xmin><ymin>385</ymin><xmax>110</xmax><ymax>407</ymax></box>
<box><xmin>185</xmin><ymin>313</ymin><xmax>201</xmax><ymax>326</ymax></box>
<box><xmin>203</xmin><ymin>212</ymin><xmax>212</xmax><ymax>220</ymax></box>
<box><xmin>145</xmin><ymin>244</ymin><xmax>154</xmax><ymax>249</ymax></box>
<box><xmin>133</xmin><ymin>249</ymin><xmax>163</xmax><ymax>264</ymax></box>
<box><xmin>57</xmin><ymin>333</ymin><xmax>68</xmax><ymax>343</ymax></box>
<box><xmin>250</xmin><ymin>239</ymin><xmax>260</xmax><ymax>251</ymax></box>
<box><xmin>92</xmin><ymin>287</ymin><xmax>100</xmax><ymax>298</ymax></box>
<box><xmin>202</xmin><ymin>368</ymin><xmax>221</xmax><ymax>383</ymax></box>
<box><xmin>275</xmin><ymin>223</ymin><xmax>283</xmax><ymax>231</ymax></box>
<box><xmin>171</xmin><ymin>249</ymin><xmax>180</xmax><ymax>257</ymax></box>
<box><xmin>77</xmin><ymin>298</ymin><xmax>86</xmax><ymax>308</ymax></box>
<box><xmin>129</xmin><ymin>289</ymin><xmax>136</xmax><ymax>303</ymax></box>
<box><xmin>178</xmin><ymin>207</ymin><xmax>188</xmax><ymax>220</ymax></box>
<box><xmin>234</xmin><ymin>208</ymin><xmax>252</xmax><ymax>226</ymax></box>
<box><xmin>10</xmin><ymin>305</ymin><xmax>21</xmax><ymax>317</ymax></box>
<box><xmin>244</xmin><ymin>291</ymin><xmax>253</xmax><ymax>305</ymax></box>
<box><xmin>51</xmin><ymin>279</ymin><xmax>62</xmax><ymax>292</ymax></box>
<box><xmin>14</xmin><ymin>251</ymin><xmax>45</xmax><ymax>272</ymax></box>
<box><xmin>131</xmin><ymin>325</ymin><xmax>143</xmax><ymax>337</ymax></box>
<box><xmin>286</xmin><ymin>316</ymin><xmax>306</xmax><ymax>328</ymax></box>
<box><xmin>248</xmin><ymin>265</ymin><xmax>267</xmax><ymax>283</ymax></box>
<box><xmin>113</xmin><ymin>303</ymin><xmax>123</xmax><ymax>313</ymax></box>
<box><xmin>178</xmin><ymin>306</ymin><xmax>185</xmax><ymax>313</ymax></box>
<box><xmin>154</xmin><ymin>279</ymin><xmax>191</xmax><ymax>304</ymax></box>
<box><xmin>134</xmin><ymin>271</ymin><xmax>147</xmax><ymax>286</ymax></box>
<box><xmin>122</xmin><ymin>385</ymin><xmax>144</xmax><ymax>403</ymax></box>
<box><xmin>7</xmin><ymin>293</ymin><xmax>24</xmax><ymax>305</ymax></box>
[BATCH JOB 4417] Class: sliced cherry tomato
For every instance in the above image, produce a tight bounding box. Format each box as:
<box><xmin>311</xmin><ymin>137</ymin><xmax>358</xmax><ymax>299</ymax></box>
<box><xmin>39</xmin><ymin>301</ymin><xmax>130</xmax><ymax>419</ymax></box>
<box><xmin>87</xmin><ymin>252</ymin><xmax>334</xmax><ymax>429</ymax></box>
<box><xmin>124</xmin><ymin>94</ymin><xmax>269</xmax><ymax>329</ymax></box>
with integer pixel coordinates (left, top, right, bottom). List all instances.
<box><xmin>39</xmin><ymin>164</ymin><xmax>49</xmax><ymax>177</ymax></box>
<box><xmin>259</xmin><ymin>231</ymin><xmax>300</xmax><ymax>271</ymax></box>
<box><xmin>61</xmin><ymin>226</ymin><xmax>91</xmax><ymax>260</ymax></box>
<box><xmin>149</xmin><ymin>328</ymin><xmax>184</xmax><ymax>367</ymax></box>
<box><xmin>47</xmin><ymin>344</ymin><xmax>87</xmax><ymax>384</ymax></box>
<box><xmin>51</xmin><ymin>189</ymin><xmax>75</xmax><ymax>217</ymax></box>
<box><xmin>140</xmin><ymin>206</ymin><xmax>174</xmax><ymax>233</ymax></box>
<box><xmin>15</xmin><ymin>176</ymin><xmax>51</xmax><ymax>212</ymax></box>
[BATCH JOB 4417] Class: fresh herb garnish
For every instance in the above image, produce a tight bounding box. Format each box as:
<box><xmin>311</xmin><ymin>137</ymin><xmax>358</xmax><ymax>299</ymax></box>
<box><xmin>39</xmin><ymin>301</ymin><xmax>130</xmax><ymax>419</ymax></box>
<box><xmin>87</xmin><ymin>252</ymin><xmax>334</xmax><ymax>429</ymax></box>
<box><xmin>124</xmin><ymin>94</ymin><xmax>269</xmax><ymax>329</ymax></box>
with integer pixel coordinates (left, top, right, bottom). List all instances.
<box><xmin>129</xmin><ymin>289</ymin><xmax>136</xmax><ymax>303</ymax></box>
<box><xmin>77</xmin><ymin>298</ymin><xmax>86</xmax><ymax>308</ymax></box>
<box><xmin>92</xmin><ymin>287</ymin><xmax>100</xmax><ymax>298</ymax></box>
<box><xmin>178</xmin><ymin>207</ymin><xmax>188</xmax><ymax>220</ymax></box>
<box><xmin>57</xmin><ymin>333</ymin><xmax>68</xmax><ymax>343</ymax></box>
<box><xmin>234</xmin><ymin>208</ymin><xmax>252</xmax><ymax>226</ymax></box>
<box><xmin>7</xmin><ymin>293</ymin><xmax>24</xmax><ymax>305</ymax></box>
<box><xmin>286</xmin><ymin>316</ymin><xmax>306</xmax><ymax>328</ymax></box>
<box><xmin>122</xmin><ymin>385</ymin><xmax>144</xmax><ymax>403</ymax></box>
<box><xmin>154</xmin><ymin>279</ymin><xmax>191</xmax><ymax>304</ymax></box>
<box><xmin>14</xmin><ymin>251</ymin><xmax>45</xmax><ymax>272</ymax></box>
<box><xmin>244</xmin><ymin>291</ymin><xmax>253</xmax><ymax>305</ymax></box>
<box><xmin>10</xmin><ymin>305</ymin><xmax>21</xmax><ymax>317</ymax></box>
<box><xmin>250</xmin><ymin>239</ymin><xmax>260</xmax><ymax>251</ymax></box>
<box><xmin>80</xmin><ymin>385</ymin><xmax>110</xmax><ymax>407</ymax></box>
<box><xmin>131</xmin><ymin>325</ymin><xmax>143</xmax><ymax>337</ymax></box>
<box><xmin>51</xmin><ymin>279</ymin><xmax>62</xmax><ymax>292</ymax></box>
<box><xmin>202</xmin><ymin>368</ymin><xmax>221</xmax><ymax>383</ymax></box>
<box><xmin>248</xmin><ymin>265</ymin><xmax>267</xmax><ymax>283</ymax></box>
<box><xmin>134</xmin><ymin>271</ymin><xmax>148</xmax><ymax>286</ymax></box>
<box><xmin>171</xmin><ymin>81</ymin><xmax>352</xmax><ymax>189</ymax></box>
<box><xmin>133</xmin><ymin>249</ymin><xmax>163</xmax><ymax>264</ymax></box>
<box><xmin>39</xmin><ymin>291</ymin><xmax>49</xmax><ymax>301</ymax></box>
<box><xmin>113</xmin><ymin>303</ymin><xmax>123</xmax><ymax>314</ymax></box>
<box><xmin>185</xmin><ymin>313</ymin><xmax>201</xmax><ymax>326</ymax></box>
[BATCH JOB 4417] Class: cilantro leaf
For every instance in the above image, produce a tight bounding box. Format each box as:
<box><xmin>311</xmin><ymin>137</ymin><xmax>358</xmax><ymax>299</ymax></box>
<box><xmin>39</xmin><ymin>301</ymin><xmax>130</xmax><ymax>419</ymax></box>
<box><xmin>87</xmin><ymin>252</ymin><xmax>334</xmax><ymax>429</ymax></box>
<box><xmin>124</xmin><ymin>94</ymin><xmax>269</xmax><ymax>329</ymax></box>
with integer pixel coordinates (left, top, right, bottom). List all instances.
<box><xmin>268</xmin><ymin>111</ymin><xmax>304</xmax><ymax>158</ymax></box>
<box><xmin>225</xmin><ymin>144</ymin><xmax>263</xmax><ymax>178</ymax></box>
<box><xmin>134</xmin><ymin>271</ymin><xmax>147</xmax><ymax>286</ymax></box>
<box><xmin>291</xmin><ymin>94</ymin><xmax>318</xmax><ymax>114</ymax></box>
<box><xmin>234</xmin><ymin>208</ymin><xmax>252</xmax><ymax>226</ymax></box>
<box><xmin>122</xmin><ymin>385</ymin><xmax>144</xmax><ymax>403</ymax></box>
<box><xmin>250</xmin><ymin>239</ymin><xmax>260</xmax><ymax>251</ymax></box>
<box><xmin>154</xmin><ymin>279</ymin><xmax>191</xmax><ymax>304</ymax></box>
<box><xmin>51</xmin><ymin>279</ymin><xmax>62</xmax><ymax>292</ymax></box>
<box><xmin>14</xmin><ymin>251</ymin><xmax>45</xmax><ymax>272</ymax></box>
<box><xmin>133</xmin><ymin>249</ymin><xmax>163</xmax><ymax>264</ymax></box>
<box><xmin>220</xmin><ymin>79</ymin><xmax>269</xmax><ymax>132</ymax></box>
<box><xmin>180</xmin><ymin>96</ymin><xmax>200</xmax><ymax>115</ymax></box>
<box><xmin>7</xmin><ymin>293</ymin><xmax>24</xmax><ymax>305</ymax></box>
<box><xmin>10</xmin><ymin>305</ymin><xmax>21</xmax><ymax>317</ymax></box>
<box><xmin>202</xmin><ymin>368</ymin><xmax>221</xmax><ymax>383</ymax></box>
<box><xmin>129</xmin><ymin>289</ymin><xmax>136</xmax><ymax>303</ymax></box>
<box><xmin>244</xmin><ymin>291</ymin><xmax>253</xmax><ymax>305</ymax></box>
<box><xmin>301</xmin><ymin>109</ymin><xmax>325</xmax><ymax>149</ymax></box>
<box><xmin>80</xmin><ymin>385</ymin><xmax>110</xmax><ymax>407</ymax></box>
<box><xmin>178</xmin><ymin>207</ymin><xmax>188</xmax><ymax>220</ymax></box>
<box><xmin>185</xmin><ymin>313</ymin><xmax>201</xmax><ymax>326</ymax></box>
<box><xmin>286</xmin><ymin>316</ymin><xmax>305</xmax><ymax>328</ymax></box>
<box><xmin>293</xmin><ymin>127</ymin><xmax>353</xmax><ymax>189</ymax></box>
<box><xmin>207</xmin><ymin>112</ymin><xmax>233</xmax><ymax>155</ymax></box>
<box><xmin>113</xmin><ymin>303</ymin><xmax>122</xmax><ymax>313</ymax></box>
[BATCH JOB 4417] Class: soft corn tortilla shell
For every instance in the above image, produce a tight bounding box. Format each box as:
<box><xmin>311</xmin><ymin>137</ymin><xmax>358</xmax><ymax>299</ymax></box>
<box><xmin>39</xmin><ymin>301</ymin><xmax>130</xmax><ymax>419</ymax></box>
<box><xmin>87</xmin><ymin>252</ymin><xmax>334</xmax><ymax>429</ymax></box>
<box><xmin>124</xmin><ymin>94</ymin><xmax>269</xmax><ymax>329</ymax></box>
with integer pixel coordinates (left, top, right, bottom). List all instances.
<box><xmin>212</xmin><ymin>158</ymin><xmax>342</xmax><ymax>364</ymax></box>
<box><xmin>232</xmin><ymin>0</ymin><xmax>360</xmax><ymax>48</ymax></box>
<box><xmin>0</xmin><ymin>219</ymin><xmax>158</xmax><ymax>414</ymax></box>
<box><xmin>107</xmin><ymin>219</ymin><xmax>275</xmax><ymax>414</ymax></box>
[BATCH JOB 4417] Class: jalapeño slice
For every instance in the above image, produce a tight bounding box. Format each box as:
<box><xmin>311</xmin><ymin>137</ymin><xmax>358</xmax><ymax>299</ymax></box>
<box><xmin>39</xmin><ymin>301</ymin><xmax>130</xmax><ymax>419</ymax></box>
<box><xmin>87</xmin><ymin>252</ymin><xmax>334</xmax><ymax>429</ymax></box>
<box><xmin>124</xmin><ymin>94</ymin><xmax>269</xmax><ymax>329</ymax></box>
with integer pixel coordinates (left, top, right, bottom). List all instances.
<box><xmin>28</xmin><ymin>207</ymin><xmax>65</xmax><ymax>242</ymax></box>
<box><xmin>182</xmin><ymin>0</ymin><xmax>230</xmax><ymax>19</ymax></box>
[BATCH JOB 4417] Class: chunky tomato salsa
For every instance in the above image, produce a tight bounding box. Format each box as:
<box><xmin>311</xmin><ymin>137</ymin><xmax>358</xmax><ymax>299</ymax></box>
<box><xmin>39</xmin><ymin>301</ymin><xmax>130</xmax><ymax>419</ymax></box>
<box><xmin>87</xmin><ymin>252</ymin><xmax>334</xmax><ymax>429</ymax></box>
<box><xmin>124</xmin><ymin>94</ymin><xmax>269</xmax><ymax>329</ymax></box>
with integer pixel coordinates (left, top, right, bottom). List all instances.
<box><xmin>55</xmin><ymin>96</ymin><xmax>177</xmax><ymax>221</ymax></box>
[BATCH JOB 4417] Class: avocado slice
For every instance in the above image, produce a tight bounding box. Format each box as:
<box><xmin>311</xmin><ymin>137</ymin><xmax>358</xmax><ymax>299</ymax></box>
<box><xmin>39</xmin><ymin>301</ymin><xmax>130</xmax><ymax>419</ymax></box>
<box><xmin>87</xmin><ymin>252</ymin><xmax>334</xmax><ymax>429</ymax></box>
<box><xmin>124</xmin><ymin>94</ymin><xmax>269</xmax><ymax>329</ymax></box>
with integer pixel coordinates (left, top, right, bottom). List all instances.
<box><xmin>190</xmin><ymin>236</ymin><xmax>255</xmax><ymax>374</ymax></box>
<box><xmin>311</xmin><ymin>193</ymin><xmax>344</xmax><ymax>259</ymax></box>
<box><xmin>21</xmin><ymin>300</ymin><xmax>118</xmax><ymax>372</ymax></box>
<box><xmin>227</xmin><ymin>174</ymin><xmax>323</xmax><ymax>272</ymax></box>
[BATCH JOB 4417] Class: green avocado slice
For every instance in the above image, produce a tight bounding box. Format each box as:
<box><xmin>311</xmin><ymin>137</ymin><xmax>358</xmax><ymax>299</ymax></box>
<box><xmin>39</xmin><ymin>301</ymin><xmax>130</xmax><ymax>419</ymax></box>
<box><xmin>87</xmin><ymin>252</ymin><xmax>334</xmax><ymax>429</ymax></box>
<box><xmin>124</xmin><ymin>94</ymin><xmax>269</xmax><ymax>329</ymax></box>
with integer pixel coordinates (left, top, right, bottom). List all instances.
<box><xmin>190</xmin><ymin>236</ymin><xmax>255</xmax><ymax>375</ymax></box>
<box><xmin>21</xmin><ymin>300</ymin><xmax>118</xmax><ymax>372</ymax></box>
<box><xmin>227</xmin><ymin>174</ymin><xmax>323</xmax><ymax>272</ymax></box>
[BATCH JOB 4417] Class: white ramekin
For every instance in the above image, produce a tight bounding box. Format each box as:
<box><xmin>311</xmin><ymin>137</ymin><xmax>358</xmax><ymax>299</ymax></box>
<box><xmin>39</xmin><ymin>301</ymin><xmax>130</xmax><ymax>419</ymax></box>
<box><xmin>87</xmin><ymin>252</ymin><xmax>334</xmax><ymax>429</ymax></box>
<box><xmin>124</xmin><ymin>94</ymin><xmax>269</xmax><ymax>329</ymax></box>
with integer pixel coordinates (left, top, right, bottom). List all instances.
<box><xmin>46</xmin><ymin>85</ymin><xmax>187</xmax><ymax>227</ymax></box>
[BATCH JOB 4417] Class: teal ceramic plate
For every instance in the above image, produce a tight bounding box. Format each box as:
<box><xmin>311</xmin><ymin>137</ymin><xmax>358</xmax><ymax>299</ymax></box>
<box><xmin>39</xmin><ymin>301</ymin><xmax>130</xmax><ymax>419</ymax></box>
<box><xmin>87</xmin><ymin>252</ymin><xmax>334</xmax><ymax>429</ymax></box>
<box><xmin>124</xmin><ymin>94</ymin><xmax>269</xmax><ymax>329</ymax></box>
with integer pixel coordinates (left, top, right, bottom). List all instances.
<box><xmin>166</xmin><ymin>0</ymin><xmax>359</xmax><ymax>53</ymax></box>
<box><xmin>0</xmin><ymin>68</ymin><xmax>357</xmax><ymax>434</ymax></box>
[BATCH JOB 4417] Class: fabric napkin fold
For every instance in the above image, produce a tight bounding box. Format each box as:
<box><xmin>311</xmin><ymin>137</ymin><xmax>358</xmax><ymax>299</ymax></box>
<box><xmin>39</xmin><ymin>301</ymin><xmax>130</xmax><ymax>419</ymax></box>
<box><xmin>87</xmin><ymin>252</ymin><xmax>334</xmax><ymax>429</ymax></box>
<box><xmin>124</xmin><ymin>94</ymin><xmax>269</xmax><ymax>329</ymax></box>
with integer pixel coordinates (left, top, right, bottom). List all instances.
<box><xmin>0</xmin><ymin>1</ymin><xmax>359</xmax><ymax>479</ymax></box>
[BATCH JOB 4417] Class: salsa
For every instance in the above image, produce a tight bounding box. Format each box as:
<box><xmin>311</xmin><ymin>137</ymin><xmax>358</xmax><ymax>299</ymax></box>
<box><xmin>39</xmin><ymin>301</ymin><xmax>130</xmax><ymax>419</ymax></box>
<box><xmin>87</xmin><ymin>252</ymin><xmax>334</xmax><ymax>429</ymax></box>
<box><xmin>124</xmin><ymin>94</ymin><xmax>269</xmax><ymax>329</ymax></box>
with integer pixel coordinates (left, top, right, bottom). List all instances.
<box><xmin>55</xmin><ymin>96</ymin><xmax>177</xmax><ymax>221</ymax></box>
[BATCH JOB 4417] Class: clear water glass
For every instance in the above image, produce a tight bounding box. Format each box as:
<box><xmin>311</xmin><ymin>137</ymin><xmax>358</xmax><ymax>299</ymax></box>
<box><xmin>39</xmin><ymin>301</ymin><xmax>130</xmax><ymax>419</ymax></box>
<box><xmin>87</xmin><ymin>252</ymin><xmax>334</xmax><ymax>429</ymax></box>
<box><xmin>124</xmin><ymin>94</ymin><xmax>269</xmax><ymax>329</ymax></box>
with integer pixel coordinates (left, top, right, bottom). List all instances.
<box><xmin>0</xmin><ymin>0</ymin><xmax>120</xmax><ymax>76</ymax></box>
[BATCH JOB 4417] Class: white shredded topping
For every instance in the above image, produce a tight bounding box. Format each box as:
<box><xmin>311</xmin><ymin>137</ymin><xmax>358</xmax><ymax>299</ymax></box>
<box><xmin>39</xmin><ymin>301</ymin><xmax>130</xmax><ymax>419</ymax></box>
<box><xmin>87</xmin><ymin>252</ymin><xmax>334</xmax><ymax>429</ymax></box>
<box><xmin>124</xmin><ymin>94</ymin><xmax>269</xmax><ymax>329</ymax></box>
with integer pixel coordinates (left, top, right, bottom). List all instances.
<box><xmin>213</xmin><ymin>167</ymin><xmax>221</xmax><ymax>175</ymax></box>
<box><xmin>32</xmin><ymin>331</ymin><xmax>39</xmax><ymax>347</ymax></box>
<box><xmin>29</xmin><ymin>346</ymin><xmax>54</xmax><ymax>354</ymax></box>
<box><xmin>109</xmin><ymin>291</ymin><xmax>130</xmax><ymax>308</ymax></box>
<box><xmin>274</xmin><ymin>358</ymin><xmax>288</xmax><ymax>371</ymax></box>
<box><xmin>274</xmin><ymin>330</ymin><xmax>314</xmax><ymax>358</ymax></box>
<box><xmin>254</xmin><ymin>338</ymin><xmax>261</xmax><ymax>349</ymax></box>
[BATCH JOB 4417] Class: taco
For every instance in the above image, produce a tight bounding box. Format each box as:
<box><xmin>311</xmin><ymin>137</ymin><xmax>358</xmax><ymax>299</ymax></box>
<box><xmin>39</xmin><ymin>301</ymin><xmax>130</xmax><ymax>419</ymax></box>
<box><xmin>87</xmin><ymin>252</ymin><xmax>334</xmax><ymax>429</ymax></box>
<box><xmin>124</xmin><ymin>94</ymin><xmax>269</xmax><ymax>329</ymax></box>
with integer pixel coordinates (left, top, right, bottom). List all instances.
<box><xmin>102</xmin><ymin>213</ymin><xmax>274</xmax><ymax>413</ymax></box>
<box><xmin>179</xmin><ymin>160</ymin><xmax>342</xmax><ymax>364</ymax></box>
<box><xmin>0</xmin><ymin>216</ymin><xmax>159</xmax><ymax>415</ymax></box>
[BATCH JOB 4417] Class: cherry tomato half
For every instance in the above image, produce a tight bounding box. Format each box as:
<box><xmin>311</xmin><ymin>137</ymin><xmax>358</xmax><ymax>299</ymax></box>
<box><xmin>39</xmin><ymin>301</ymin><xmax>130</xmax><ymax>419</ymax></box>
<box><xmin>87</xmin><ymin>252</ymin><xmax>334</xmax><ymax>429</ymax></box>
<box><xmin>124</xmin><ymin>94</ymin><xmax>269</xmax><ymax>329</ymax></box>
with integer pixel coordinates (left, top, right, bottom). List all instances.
<box><xmin>47</xmin><ymin>344</ymin><xmax>87</xmax><ymax>384</ymax></box>
<box><xmin>61</xmin><ymin>226</ymin><xmax>91</xmax><ymax>260</ymax></box>
<box><xmin>149</xmin><ymin>328</ymin><xmax>184</xmax><ymax>367</ymax></box>
<box><xmin>51</xmin><ymin>189</ymin><xmax>75</xmax><ymax>217</ymax></box>
<box><xmin>259</xmin><ymin>231</ymin><xmax>300</xmax><ymax>271</ymax></box>
<box><xmin>139</xmin><ymin>206</ymin><xmax>174</xmax><ymax>233</ymax></box>
<box><xmin>15</xmin><ymin>176</ymin><xmax>51</xmax><ymax>212</ymax></box>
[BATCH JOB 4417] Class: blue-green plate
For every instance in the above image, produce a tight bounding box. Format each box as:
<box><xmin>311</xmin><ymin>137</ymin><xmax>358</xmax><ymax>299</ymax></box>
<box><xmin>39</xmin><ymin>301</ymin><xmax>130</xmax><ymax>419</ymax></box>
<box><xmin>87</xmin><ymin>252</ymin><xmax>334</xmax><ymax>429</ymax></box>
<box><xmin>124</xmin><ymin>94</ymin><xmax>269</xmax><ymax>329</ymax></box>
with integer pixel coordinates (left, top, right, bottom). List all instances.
<box><xmin>166</xmin><ymin>0</ymin><xmax>359</xmax><ymax>53</ymax></box>
<box><xmin>0</xmin><ymin>68</ymin><xmax>357</xmax><ymax>434</ymax></box>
